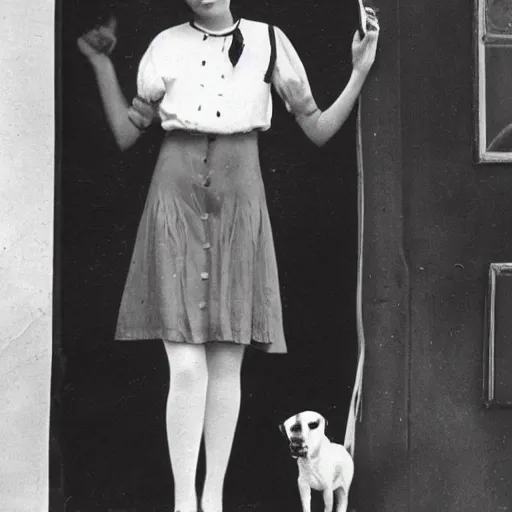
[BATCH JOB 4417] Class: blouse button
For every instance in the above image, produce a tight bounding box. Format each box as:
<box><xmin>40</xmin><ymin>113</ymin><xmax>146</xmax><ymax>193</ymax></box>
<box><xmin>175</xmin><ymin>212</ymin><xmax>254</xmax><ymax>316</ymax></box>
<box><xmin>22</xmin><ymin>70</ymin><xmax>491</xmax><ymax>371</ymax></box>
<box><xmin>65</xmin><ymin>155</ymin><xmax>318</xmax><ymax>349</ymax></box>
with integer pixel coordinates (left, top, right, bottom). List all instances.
<box><xmin>203</xmin><ymin>242</ymin><xmax>212</xmax><ymax>250</ymax></box>
<box><xmin>201</xmin><ymin>213</ymin><xmax>209</xmax><ymax>220</ymax></box>
<box><xmin>201</xmin><ymin>272</ymin><xmax>210</xmax><ymax>280</ymax></box>
<box><xmin>203</xmin><ymin>177</ymin><xmax>211</xmax><ymax>187</ymax></box>
<box><xmin>203</xmin><ymin>35</ymin><xmax>208</xmax><ymax>41</ymax></box>
<box><xmin>216</xmin><ymin>111</ymin><xmax>221</xmax><ymax>118</ymax></box>
<box><xmin>202</xmin><ymin>60</ymin><xmax>206</xmax><ymax>66</ymax></box>
<box><xmin>198</xmin><ymin>301</ymin><xmax>207</xmax><ymax>310</ymax></box>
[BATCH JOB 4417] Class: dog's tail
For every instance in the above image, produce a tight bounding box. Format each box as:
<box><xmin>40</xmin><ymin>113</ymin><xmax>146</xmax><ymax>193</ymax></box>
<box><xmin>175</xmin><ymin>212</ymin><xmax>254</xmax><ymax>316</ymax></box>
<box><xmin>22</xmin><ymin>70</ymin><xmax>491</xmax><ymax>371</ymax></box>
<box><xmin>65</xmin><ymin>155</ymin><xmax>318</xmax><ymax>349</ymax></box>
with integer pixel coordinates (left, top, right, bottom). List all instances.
<box><xmin>343</xmin><ymin>97</ymin><xmax>366</xmax><ymax>459</ymax></box>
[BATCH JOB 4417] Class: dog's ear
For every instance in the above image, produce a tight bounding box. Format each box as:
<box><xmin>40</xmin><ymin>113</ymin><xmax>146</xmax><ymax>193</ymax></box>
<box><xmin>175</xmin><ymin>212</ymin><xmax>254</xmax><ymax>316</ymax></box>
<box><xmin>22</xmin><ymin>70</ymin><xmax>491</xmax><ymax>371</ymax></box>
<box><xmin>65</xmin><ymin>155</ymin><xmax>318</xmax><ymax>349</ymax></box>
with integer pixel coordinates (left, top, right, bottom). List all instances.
<box><xmin>278</xmin><ymin>423</ymin><xmax>287</xmax><ymax>436</ymax></box>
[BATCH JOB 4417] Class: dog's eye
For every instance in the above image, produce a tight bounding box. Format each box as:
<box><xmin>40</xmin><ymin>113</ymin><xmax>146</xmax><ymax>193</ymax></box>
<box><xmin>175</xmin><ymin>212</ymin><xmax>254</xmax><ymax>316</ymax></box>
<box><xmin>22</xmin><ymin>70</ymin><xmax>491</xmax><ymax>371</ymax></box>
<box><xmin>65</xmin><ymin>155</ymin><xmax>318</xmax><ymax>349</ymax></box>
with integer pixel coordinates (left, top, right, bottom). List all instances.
<box><xmin>308</xmin><ymin>421</ymin><xmax>320</xmax><ymax>430</ymax></box>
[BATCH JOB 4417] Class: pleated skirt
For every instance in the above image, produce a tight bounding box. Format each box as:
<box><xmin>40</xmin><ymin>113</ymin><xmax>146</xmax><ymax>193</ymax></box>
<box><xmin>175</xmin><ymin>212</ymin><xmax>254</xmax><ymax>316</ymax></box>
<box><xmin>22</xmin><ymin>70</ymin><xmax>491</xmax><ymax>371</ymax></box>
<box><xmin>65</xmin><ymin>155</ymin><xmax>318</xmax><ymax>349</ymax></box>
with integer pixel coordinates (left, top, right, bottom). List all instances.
<box><xmin>115</xmin><ymin>130</ymin><xmax>287</xmax><ymax>353</ymax></box>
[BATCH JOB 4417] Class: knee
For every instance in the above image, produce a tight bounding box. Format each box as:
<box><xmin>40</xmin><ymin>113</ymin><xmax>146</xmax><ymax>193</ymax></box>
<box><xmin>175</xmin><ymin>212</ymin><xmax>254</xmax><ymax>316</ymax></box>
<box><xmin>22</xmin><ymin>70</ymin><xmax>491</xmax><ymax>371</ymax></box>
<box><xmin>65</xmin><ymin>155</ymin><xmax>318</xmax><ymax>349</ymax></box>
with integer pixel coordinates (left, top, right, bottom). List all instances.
<box><xmin>206</xmin><ymin>364</ymin><xmax>242</xmax><ymax>393</ymax></box>
<box><xmin>170</xmin><ymin>356</ymin><xmax>208</xmax><ymax>390</ymax></box>
<box><xmin>206</xmin><ymin>344</ymin><xmax>245</xmax><ymax>383</ymax></box>
<box><xmin>207</xmin><ymin>366</ymin><xmax>240</xmax><ymax>386</ymax></box>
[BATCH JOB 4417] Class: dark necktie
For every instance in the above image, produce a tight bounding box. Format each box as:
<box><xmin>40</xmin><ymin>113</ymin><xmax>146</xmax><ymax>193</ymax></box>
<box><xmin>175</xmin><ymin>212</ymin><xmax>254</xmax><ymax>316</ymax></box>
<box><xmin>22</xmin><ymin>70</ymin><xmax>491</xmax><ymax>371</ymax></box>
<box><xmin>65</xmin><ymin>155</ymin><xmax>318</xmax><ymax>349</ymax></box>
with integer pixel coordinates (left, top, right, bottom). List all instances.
<box><xmin>228</xmin><ymin>26</ymin><xmax>244</xmax><ymax>67</ymax></box>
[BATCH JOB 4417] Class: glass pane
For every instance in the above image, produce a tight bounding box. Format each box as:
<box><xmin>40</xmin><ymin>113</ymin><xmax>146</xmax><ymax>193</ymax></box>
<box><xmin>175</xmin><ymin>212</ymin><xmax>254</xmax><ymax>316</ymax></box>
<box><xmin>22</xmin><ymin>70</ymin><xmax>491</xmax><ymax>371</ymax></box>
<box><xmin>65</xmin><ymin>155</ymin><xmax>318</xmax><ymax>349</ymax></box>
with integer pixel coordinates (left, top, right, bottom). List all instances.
<box><xmin>493</xmin><ymin>273</ymin><xmax>512</xmax><ymax>405</ymax></box>
<box><xmin>486</xmin><ymin>0</ymin><xmax>512</xmax><ymax>36</ymax></box>
<box><xmin>485</xmin><ymin>46</ymin><xmax>512</xmax><ymax>151</ymax></box>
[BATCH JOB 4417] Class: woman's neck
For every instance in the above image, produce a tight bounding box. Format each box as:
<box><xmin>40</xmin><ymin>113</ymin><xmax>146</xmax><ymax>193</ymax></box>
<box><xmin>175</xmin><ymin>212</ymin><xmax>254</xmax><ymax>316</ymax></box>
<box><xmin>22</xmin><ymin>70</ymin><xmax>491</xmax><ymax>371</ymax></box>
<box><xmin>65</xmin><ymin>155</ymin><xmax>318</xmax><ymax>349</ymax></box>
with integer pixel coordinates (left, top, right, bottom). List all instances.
<box><xmin>193</xmin><ymin>11</ymin><xmax>235</xmax><ymax>32</ymax></box>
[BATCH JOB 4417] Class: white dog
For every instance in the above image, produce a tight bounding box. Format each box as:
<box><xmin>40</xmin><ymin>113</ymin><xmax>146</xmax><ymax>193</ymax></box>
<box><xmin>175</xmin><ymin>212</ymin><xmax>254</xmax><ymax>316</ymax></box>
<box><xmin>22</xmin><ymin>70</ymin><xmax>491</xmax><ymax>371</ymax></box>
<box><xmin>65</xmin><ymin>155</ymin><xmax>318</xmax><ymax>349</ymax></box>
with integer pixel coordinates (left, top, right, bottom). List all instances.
<box><xmin>280</xmin><ymin>411</ymin><xmax>354</xmax><ymax>512</ymax></box>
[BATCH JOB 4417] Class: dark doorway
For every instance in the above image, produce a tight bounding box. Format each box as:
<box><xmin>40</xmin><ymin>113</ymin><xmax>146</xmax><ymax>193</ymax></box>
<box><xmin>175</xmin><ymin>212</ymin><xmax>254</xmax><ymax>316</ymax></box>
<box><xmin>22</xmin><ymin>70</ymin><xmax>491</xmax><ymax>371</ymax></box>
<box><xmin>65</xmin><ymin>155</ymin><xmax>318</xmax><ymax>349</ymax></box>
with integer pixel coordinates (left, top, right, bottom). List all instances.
<box><xmin>51</xmin><ymin>0</ymin><xmax>360</xmax><ymax>510</ymax></box>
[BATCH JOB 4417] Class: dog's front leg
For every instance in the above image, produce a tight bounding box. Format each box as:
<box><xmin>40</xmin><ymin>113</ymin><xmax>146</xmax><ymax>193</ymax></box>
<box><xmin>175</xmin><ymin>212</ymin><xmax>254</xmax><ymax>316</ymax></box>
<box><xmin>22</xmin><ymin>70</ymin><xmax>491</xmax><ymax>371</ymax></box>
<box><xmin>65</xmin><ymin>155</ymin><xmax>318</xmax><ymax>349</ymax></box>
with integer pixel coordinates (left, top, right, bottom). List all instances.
<box><xmin>297</xmin><ymin>477</ymin><xmax>312</xmax><ymax>512</ymax></box>
<box><xmin>322</xmin><ymin>487</ymin><xmax>334</xmax><ymax>512</ymax></box>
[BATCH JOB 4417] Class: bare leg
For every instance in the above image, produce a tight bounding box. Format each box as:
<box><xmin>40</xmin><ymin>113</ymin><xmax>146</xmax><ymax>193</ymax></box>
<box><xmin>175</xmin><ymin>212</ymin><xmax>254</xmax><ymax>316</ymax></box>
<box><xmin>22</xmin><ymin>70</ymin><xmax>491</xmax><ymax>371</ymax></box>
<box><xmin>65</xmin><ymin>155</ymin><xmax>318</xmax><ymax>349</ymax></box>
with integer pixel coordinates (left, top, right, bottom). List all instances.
<box><xmin>200</xmin><ymin>343</ymin><xmax>245</xmax><ymax>512</ymax></box>
<box><xmin>163</xmin><ymin>342</ymin><xmax>208</xmax><ymax>512</ymax></box>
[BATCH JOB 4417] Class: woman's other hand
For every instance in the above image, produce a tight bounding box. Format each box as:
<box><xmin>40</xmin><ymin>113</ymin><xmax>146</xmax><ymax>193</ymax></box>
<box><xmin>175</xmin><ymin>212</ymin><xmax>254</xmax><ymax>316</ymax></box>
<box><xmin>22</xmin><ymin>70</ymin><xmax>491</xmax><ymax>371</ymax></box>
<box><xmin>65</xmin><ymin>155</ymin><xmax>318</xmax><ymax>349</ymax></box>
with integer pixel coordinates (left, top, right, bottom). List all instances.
<box><xmin>351</xmin><ymin>8</ymin><xmax>380</xmax><ymax>76</ymax></box>
<box><xmin>128</xmin><ymin>96</ymin><xmax>160</xmax><ymax>131</ymax></box>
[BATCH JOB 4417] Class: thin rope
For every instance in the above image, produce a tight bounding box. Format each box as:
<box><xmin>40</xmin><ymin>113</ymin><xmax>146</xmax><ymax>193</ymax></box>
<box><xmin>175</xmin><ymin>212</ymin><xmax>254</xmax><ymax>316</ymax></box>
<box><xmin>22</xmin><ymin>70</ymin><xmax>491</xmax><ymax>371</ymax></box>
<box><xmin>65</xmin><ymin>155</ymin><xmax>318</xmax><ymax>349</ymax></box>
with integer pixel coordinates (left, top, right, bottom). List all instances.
<box><xmin>344</xmin><ymin>97</ymin><xmax>366</xmax><ymax>458</ymax></box>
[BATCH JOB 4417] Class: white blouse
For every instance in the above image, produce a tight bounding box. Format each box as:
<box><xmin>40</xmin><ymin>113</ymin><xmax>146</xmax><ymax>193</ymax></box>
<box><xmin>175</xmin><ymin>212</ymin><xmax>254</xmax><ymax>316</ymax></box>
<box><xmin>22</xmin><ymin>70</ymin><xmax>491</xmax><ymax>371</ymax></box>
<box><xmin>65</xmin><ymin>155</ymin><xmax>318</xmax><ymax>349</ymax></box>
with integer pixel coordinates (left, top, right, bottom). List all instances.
<box><xmin>135</xmin><ymin>18</ymin><xmax>317</xmax><ymax>134</ymax></box>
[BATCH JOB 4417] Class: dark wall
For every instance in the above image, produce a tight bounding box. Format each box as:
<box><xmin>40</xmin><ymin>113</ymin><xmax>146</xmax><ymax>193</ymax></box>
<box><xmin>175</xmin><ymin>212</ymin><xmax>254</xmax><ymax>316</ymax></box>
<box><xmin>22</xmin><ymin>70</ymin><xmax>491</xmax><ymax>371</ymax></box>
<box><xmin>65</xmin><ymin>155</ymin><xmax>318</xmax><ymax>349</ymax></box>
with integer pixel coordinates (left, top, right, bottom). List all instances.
<box><xmin>354</xmin><ymin>1</ymin><xmax>512</xmax><ymax>511</ymax></box>
<box><xmin>402</xmin><ymin>1</ymin><xmax>512</xmax><ymax>510</ymax></box>
<box><xmin>54</xmin><ymin>1</ymin><xmax>362</xmax><ymax>510</ymax></box>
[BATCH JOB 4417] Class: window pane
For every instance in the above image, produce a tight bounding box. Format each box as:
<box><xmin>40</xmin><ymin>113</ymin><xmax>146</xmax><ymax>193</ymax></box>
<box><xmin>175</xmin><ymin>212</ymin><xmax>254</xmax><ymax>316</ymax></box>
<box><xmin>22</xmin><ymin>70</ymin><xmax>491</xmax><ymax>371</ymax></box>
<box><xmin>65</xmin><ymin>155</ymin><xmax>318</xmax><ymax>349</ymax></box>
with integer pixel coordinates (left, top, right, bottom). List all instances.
<box><xmin>485</xmin><ymin>46</ymin><xmax>512</xmax><ymax>151</ymax></box>
<box><xmin>486</xmin><ymin>0</ymin><xmax>512</xmax><ymax>36</ymax></box>
<box><xmin>493</xmin><ymin>273</ymin><xmax>512</xmax><ymax>404</ymax></box>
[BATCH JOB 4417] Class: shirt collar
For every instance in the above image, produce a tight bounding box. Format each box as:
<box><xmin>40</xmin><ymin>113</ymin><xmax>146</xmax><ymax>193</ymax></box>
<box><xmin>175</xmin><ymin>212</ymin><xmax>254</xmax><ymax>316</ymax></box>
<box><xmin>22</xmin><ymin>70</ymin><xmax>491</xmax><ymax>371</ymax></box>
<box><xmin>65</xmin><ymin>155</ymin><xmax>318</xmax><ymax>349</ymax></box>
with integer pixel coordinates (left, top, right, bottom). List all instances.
<box><xmin>189</xmin><ymin>18</ymin><xmax>242</xmax><ymax>37</ymax></box>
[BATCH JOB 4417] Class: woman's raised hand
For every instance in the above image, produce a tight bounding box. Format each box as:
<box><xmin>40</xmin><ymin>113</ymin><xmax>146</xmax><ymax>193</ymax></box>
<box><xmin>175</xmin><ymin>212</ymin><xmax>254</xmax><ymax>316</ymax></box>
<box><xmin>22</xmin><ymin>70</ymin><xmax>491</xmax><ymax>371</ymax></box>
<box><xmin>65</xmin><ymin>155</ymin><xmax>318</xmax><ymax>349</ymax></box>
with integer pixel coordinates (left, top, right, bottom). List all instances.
<box><xmin>77</xmin><ymin>16</ymin><xmax>118</xmax><ymax>63</ymax></box>
<box><xmin>351</xmin><ymin>8</ymin><xmax>380</xmax><ymax>76</ymax></box>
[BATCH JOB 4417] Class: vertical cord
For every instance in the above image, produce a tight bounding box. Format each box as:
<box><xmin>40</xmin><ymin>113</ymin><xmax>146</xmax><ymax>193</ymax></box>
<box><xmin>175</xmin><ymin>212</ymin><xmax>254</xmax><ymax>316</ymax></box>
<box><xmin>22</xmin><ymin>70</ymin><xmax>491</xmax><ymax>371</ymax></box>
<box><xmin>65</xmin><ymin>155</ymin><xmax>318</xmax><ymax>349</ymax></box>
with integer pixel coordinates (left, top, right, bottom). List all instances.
<box><xmin>344</xmin><ymin>98</ymin><xmax>366</xmax><ymax>458</ymax></box>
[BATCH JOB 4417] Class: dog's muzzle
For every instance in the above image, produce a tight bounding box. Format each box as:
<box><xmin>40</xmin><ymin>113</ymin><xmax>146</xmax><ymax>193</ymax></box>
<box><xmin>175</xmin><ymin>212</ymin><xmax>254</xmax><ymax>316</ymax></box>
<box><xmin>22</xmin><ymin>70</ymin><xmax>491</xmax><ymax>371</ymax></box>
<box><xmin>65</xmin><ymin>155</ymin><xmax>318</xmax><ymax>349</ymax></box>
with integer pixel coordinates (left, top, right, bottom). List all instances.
<box><xmin>289</xmin><ymin>439</ymin><xmax>308</xmax><ymax>458</ymax></box>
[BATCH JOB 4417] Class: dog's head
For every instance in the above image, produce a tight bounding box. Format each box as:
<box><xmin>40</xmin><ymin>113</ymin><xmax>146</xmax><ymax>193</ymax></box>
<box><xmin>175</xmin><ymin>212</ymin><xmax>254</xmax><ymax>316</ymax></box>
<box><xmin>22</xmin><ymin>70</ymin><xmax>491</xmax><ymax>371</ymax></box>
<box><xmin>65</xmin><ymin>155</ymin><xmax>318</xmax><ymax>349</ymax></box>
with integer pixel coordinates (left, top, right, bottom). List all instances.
<box><xmin>279</xmin><ymin>410</ymin><xmax>327</xmax><ymax>459</ymax></box>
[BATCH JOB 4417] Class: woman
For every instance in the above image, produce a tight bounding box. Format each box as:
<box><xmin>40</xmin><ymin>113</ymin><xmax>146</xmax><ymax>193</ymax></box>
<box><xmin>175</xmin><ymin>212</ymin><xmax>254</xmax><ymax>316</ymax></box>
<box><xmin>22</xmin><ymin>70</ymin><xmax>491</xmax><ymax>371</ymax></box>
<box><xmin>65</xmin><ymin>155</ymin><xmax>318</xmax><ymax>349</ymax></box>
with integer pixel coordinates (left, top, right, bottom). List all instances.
<box><xmin>77</xmin><ymin>1</ymin><xmax>379</xmax><ymax>511</ymax></box>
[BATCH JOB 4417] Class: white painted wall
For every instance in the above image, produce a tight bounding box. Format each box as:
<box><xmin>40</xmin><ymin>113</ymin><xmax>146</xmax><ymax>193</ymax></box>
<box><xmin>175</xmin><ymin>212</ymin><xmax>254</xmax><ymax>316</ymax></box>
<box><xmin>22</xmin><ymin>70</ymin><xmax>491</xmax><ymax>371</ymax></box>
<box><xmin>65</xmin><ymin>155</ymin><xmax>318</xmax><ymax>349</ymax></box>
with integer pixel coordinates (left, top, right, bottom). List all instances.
<box><xmin>0</xmin><ymin>1</ymin><xmax>54</xmax><ymax>510</ymax></box>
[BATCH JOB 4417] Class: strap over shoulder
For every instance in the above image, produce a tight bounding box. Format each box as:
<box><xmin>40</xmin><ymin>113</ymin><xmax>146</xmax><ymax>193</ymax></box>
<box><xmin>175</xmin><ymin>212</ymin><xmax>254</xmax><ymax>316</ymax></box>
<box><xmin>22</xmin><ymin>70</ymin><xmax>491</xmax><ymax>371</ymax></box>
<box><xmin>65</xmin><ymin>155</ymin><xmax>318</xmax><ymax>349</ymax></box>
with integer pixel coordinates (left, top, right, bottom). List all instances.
<box><xmin>264</xmin><ymin>24</ymin><xmax>277</xmax><ymax>84</ymax></box>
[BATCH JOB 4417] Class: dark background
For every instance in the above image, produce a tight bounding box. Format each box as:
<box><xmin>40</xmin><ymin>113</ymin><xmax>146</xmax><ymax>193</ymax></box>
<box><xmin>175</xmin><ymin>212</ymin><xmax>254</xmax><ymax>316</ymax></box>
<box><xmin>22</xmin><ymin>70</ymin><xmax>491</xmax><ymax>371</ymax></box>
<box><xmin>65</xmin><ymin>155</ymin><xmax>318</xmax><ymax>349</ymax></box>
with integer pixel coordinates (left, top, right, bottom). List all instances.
<box><xmin>51</xmin><ymin>0</ymin><xmax>361</xmax><ymax>510</ymax></box>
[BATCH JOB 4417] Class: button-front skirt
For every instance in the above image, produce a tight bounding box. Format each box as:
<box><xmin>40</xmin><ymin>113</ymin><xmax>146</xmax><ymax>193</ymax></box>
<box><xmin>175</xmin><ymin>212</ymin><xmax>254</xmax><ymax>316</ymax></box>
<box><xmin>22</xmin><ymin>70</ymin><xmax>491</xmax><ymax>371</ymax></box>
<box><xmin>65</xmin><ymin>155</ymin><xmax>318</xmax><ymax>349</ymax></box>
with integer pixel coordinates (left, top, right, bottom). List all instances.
<box><xmin>115</xmin><ymin>130</ymin><xmax>287</xmax><ymax>353</ymax></box>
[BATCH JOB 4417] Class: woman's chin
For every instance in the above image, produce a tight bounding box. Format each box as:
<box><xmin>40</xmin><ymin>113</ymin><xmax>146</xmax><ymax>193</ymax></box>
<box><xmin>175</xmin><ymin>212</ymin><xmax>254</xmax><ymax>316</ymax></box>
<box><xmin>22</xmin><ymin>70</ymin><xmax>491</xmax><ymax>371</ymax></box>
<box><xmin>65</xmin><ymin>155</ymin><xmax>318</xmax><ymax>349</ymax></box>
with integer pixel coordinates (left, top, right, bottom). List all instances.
<box><xmin>197</xmin><ymin>1</ymin><xmax>218</xmax><ymax>13</ymax></box>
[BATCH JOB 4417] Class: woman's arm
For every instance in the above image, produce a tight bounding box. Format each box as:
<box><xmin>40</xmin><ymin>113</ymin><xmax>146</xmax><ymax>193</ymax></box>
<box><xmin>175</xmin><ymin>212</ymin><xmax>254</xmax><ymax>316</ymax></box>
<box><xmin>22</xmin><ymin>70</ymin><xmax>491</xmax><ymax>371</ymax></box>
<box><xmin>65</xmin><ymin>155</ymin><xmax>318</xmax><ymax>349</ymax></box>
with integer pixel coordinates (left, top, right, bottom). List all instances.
<box><xmin>274</xmin><ymin>11</ymin><xmax>380</xmax><ymax>147</ymax></box>
<box><xmin>88</xmin><ymin>55</ymin><xmax>147</xmax><ymax>151</ymax></box>
<box><xmin>295</xmin><ymin>66</ymin><xmax>369</xmax><ymax>148</ymax></box>
<box><xmin>77</xmin><ymin>21</ymin><xmax>157</xmax><ymax>151</ymax></box>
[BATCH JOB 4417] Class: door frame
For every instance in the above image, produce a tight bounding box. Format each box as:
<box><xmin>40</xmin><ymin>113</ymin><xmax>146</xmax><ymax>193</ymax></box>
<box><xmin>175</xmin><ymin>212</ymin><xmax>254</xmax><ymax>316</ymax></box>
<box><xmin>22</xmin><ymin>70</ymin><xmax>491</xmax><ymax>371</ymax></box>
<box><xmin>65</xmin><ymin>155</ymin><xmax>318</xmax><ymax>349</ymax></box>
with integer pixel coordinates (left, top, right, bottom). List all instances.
<box><xmin>351</xmin><ymin>2</ymin><xmax>412</xmax><ymax>511</ymax></box>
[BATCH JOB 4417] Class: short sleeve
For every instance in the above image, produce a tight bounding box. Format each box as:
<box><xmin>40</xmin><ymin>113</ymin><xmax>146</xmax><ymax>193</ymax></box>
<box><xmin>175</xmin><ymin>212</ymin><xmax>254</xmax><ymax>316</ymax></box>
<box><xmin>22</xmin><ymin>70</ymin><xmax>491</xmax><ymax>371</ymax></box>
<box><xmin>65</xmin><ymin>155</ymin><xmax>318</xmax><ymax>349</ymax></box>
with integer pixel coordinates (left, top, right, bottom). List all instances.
<box><xmin>137</xmin><ymin>39</ymin><xmax>166</xmax><ymax>103</ymax></box>
<box><xmin>271</xmin><ymin>27</ymin><xmax>318</xmax><ymax>118</ymax></box>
